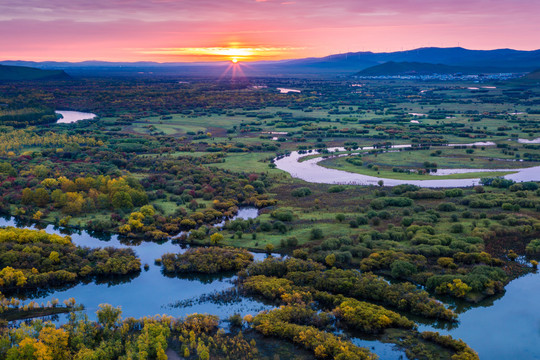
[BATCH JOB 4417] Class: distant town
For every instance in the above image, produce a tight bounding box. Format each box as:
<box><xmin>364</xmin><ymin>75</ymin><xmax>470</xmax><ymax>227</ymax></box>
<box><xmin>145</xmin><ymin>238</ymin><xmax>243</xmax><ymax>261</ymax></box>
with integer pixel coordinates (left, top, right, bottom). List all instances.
<box><xmin>353</xmin><ymin>72</ymin><xmax>524</xmax><ymax>81</ymax></box>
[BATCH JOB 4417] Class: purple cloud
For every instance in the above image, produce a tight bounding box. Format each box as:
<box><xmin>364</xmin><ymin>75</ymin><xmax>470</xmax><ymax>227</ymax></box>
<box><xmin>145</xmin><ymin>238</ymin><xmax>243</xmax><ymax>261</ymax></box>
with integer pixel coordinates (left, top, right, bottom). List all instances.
<box><xmin>0</xmin><ymin>0</ymin><xmax>538</xmax><ymax>61</ymax></box>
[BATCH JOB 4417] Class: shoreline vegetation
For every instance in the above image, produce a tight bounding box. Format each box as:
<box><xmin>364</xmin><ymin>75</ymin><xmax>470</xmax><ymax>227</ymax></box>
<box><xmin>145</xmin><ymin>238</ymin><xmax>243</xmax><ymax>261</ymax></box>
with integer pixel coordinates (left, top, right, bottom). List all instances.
<box><xmin>0</xmin><ymin>75</ymin><xmax>538</xmax><ymax>359</ymax></box>
<box><xmin>159</xmin><ymin>247</ymin><xmax>254</xmax><ymax>274</ymax></box>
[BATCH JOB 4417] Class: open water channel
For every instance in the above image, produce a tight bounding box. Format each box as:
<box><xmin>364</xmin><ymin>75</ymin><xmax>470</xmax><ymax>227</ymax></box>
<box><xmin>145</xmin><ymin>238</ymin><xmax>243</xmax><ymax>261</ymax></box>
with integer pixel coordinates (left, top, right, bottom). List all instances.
<box><xmin>8</xmin><ymin>113</ymin><xmax>532</xmax><ymax>358</ymax></box>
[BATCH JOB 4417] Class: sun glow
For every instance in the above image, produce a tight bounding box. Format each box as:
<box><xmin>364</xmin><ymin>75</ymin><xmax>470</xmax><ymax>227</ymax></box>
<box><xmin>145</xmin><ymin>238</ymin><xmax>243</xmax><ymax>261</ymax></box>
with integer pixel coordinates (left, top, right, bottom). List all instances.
<box><xmin>138</xmin><ymin>44</ymin><xmax>303</xmax><ymax>62</ymax></box>
<box><xmin>220</xmin><ymin>55</ymin><xmax>249</xmax><ymax>79</ymax></box>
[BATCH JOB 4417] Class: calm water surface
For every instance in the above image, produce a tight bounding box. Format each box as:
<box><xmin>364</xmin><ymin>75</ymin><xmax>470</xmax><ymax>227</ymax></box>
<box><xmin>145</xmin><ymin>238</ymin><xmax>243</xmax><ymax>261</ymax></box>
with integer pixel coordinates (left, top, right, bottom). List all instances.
<box><xmin>419</xmin><ymin>272</ymin><xmax>540</xmax><ymax>360</ymax></box>
<box><xmin>55</xmin><ymin>110</ymin><xmax>97</xmax><ymax>124</ymax></box>
<box><xmin>518</xmin><ymin>137</ymin><xmax>540</xmax><ymax>144</ymax></box>
<box><xmin>277</xmin><ymin>88</ymin><xmax>301</xmax><ymax>94</ymax></box>
<box><xmin>350</xmin><ymin>337</ymin><xmax>407</xmax><ymax>360</ymax></box>
<box><xmin>2</xmin><ymin>206</ymin><xmax>539</xmax><ymax>359</ymax></box>
<box><xmin>0</xmin><ymin>208</ymin><xmax>269</xmax><ymax>321</ymax></box>
<box><xmin>274</xmin><ymin>144</ymin><xmax>540</xmax><ymax>188</ymax></box>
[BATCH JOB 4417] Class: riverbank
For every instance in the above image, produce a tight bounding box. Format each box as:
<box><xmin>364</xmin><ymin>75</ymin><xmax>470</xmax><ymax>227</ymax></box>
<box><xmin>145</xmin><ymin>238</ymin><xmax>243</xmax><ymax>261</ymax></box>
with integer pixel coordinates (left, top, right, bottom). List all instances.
<box><xmin>274</xmin><ymin>144</ymin><xmax>540</xmax><ymax>187</ymax></box>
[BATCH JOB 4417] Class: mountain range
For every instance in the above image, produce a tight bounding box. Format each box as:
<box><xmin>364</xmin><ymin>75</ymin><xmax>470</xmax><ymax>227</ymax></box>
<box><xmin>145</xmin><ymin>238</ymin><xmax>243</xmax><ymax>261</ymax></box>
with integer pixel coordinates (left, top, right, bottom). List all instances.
<box><xmin>1</xmin><ymin>47</ymin><xmax>540</xmax><ymax>77</ymax></box>
<box><xmin>276</xmin><ymin>47</ymin><xmax>540</xmax><ymax>73</ymax></box>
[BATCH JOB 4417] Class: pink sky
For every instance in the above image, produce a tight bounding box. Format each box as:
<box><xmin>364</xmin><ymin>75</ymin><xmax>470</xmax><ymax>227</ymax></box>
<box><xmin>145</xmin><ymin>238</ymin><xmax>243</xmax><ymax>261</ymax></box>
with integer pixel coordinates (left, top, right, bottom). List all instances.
<box><xmin>1</xmin><ymin>0</ymin><xmax>539</xmax><ymax>62</ymax></box>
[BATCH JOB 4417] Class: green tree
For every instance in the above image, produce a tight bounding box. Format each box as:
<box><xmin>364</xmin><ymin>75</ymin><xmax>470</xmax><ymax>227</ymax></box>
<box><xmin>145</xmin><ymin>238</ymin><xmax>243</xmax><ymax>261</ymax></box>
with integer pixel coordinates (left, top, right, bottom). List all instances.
<box><xmin>96</xmin><ymin>304</ymin><xmax>122</xmax><ymax>331</ymax></box>
<box><xmin>33</xmin><ymin>165</ymin><xmax>50</xmax><ymax>179</ymax></box>
<box><xmin>111</xmin><ymin>192</ymin><xmax>133</xmax><ymax>210</ymax></box>
<box><xmin>325</xmin><ymin>254</ymin><xmax>336</xmax><ymax>267</ymax></box>
<box><xmin>390</xmin><ymin>260</ymin><xmax>417</xmax><ymax>279</ymax></box>
<box><xmin>311</xmin><ymin>228</ymin><xmax>323</xmax><ymax>240</ymax></box>
<box><xmin>33</xmin><ymin>188</ymin><xmax>50</xmax><ymax>207</ymax></box>
<box><xmin>49</xmin><ymin>251</ymin><xmax>60</xmax><ymax>264</ymax></box>
<box><xmin>21</xmin><ymin>188</ymin><xmax>33</xmax><ymax>205</ymax></box>
<box><xmin>210</xmin><ymin>233</ymin><xmax>224</xmax><ymax>245</ymax></box>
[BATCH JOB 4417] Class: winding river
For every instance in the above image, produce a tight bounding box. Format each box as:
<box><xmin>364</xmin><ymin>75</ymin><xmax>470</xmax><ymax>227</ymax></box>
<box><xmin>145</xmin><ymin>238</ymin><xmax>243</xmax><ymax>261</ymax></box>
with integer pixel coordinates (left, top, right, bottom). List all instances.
<box><xmin>0</xmin><ymin>208</ymin><xmax>270</xmax><ymax>322</ymax></box>
<box><xmin>274</xmin><ymin>143</ymin><xmax>540</xmax><ymax>188</ymax></box>
<box><xmin>272</xmin><ymin>143</ymin><xmax>540</xmax><ymax>358</ymax></box>
<box><xmin>1</xmin><ymin>205</ymin><xmax>539</xmax><ymax>359</ymax></box>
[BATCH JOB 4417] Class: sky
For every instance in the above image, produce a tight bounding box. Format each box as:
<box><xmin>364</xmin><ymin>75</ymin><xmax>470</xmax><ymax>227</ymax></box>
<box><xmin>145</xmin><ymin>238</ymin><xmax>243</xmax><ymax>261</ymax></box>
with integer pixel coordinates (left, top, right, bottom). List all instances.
<box><xmin>0</xmin><ymin>0</ymin><xmax>539</xmax><ymax>62</ymax></box>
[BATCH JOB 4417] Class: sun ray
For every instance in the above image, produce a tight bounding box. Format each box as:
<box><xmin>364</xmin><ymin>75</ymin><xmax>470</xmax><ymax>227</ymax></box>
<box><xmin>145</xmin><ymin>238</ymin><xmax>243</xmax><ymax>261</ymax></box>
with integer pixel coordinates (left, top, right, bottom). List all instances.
<box><xmin>219</xmin><ymin>59</ymin><xmax>246</xmax><ymax>80</ymax></box>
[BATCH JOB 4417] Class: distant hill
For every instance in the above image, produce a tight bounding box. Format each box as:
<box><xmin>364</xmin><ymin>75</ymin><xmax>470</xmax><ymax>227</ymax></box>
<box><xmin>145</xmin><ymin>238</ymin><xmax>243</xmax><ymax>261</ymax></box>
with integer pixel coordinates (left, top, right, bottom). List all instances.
<box><xmin>522</xmin><ymin>68</ymin><xmax>540</xmax><ymax>80</ymax></box>
<box><xmin>0</xmin><ymin>60</ymin><xmax>234</xmax><ymax>78</ymax></box>
<box><xmin>355</xmin><ymin>61</ymin><xmax>478</xmax><ymax>76</ymax></box>
<box><xmin>0</xmin><ymin>65</ymin><xmax>70</xmax><ymax>81</ymax></box>
<box><xmin>510</xmin><ymin>68</ymin><xmax>540</xmax><ymax>85</ymax></box>
<box><xmin>274</xmin><ymin>47</ymin><xmax>540</xmax><ymax>74</ymax></box>
<box><xmin>1</xmin><ymin>47</ymin><xmax>539</xmax><ymax>77</ymax></box>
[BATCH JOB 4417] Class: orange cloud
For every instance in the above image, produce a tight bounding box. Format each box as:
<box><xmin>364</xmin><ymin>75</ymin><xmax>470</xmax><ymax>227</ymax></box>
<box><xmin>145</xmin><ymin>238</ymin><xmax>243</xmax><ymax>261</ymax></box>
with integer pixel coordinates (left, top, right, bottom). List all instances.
<box><xmin>0</xmin><ymin>0</ymin><xmax>538</xmax><ymax>62</ymax></box>
<box><xmin>137</xmin><ymin>45</ymin><xmax>305</xmax><ymax>61</ymax></box>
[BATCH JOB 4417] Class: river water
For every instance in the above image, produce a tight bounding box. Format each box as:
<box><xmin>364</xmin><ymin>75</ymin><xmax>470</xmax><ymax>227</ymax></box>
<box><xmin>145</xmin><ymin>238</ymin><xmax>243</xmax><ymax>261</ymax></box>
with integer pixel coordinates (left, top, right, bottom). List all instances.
<box><xmin>31</xmin><ymin>110</ymin><xmax>539</xmax><ymax>357</ymax></box>
<box><xmin>518</xmin><ymin>137</ymin><xmax>540</xmax><ymax>144</ymax></box>
<box><xmin>272</xmin><ymin>143</ymin><xmax>540</xmax><ymax>358</ymax></box>
<box><xmin>274</xmin><ymin>144</ymin><xmax>540</xmax><ymax>188</ymax></box>
<box><xmin>1</xmin><ymin>206</ymin><xmax>539</xmax><ymax>359</ymax></box>
<box><xmin>0</xmin><ymin>208</ymin><xmax>270</xmax><ymax>321</ymax></box>
<box><xmin>55</xmin><ymin>110</ymin><xmax>97</xmax><ymax>124</ymax></box>
<box><xmin>419</xmin><ymin>271</ymin><xmax>540</xmax><ymax>359</ymax></box>
<box><xmin>277</xmin><ymin>88</ymin><xmax>301</xmax><ymax>94</ymax></box>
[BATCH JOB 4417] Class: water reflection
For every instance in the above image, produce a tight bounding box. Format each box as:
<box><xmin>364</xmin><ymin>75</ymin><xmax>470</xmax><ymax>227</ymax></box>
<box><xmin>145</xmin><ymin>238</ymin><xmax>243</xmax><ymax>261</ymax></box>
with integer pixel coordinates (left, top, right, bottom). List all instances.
<box><xmin>274</xmin><ymin>144</ymin><xmax>540</xmax><ymax>188</ymax></box>
<box><xmin>2</xmin><ymin>210</ymin><xmax>539</xmax><ymax>359</ymax></box>
<box><xmin>517</xmin><ymin>137</ymin><xmax>540</xmax><ymax>144</ymax></box>
<box><xmin>349</xmin><ymin>336</ymin><xmax>407</xmax><ymax>360</ymax></box>
<box><xmin>0</xmin><ymin>209</ymin><xmax>271</xmax><ymax>323</ymax></box>
<box><xmin>418</xmin><ymin>272</ymin><xmax>540</xmax><ymax>359</ymax></box>
<box><xmin>55</xmin><ymin>110</ymin><xmax>97</xmax><ymax>124</ymax></box>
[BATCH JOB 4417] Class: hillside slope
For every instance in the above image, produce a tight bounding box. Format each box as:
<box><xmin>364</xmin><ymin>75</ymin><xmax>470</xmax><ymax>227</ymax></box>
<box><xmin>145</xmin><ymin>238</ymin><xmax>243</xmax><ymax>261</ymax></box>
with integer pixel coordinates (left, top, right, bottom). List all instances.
<box><xmin>355</xmin><ymin>61</ymin><xmax>477</xmax><ymax>76</ymax></box>
<box><xmin>0</xmin><ymin>65</ymin><xmax>70</xmax><ymax>81</ymax></box>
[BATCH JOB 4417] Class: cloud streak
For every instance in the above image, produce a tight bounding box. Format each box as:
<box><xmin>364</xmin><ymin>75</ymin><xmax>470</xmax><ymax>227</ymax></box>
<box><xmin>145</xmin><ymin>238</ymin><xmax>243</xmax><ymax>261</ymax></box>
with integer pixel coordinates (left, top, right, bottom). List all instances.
<box><xmin>0</xmin><ymin>0</ymin><xmax>538</xmax><ymax>61</ymax></box>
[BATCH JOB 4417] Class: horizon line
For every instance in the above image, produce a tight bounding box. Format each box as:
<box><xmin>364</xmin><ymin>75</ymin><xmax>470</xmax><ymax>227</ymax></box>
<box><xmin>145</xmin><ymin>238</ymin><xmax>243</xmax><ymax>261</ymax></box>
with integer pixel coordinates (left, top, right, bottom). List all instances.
<box><xmin>1</xmin><ymin>46</ymin><xmax>539</xmax><ymax>65</ymax></box>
